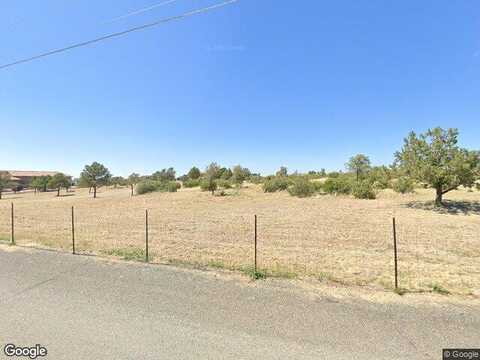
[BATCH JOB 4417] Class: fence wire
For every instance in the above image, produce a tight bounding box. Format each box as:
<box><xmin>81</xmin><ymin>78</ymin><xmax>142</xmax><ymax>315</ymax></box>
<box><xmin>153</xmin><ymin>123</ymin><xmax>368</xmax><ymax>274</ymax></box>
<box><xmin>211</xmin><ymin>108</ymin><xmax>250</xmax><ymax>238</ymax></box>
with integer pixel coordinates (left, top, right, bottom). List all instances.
<box><xmin>1</xmin><ymin>191</ymin><xmax>478</xmax><ymax>295</ymax></box>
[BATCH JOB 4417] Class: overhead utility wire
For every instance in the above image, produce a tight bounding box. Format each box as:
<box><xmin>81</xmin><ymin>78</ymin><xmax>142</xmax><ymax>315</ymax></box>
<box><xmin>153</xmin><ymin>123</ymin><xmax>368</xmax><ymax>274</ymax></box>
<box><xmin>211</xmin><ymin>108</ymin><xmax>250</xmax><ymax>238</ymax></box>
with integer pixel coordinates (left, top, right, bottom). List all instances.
<box><xmin>105</xmin><ymin>0</ymin><xmax>182</xmax><ymax>23</ymax></box>
<box><xmin>0</xmin><ymin>0</ymin><xmax>238</xmax><ymax>71</ymax></box>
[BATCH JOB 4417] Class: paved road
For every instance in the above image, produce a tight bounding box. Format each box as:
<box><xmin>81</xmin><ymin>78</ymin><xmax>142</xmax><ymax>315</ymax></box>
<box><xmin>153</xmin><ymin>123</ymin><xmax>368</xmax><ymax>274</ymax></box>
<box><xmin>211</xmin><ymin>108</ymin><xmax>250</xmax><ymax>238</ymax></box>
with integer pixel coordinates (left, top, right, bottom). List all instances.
<box><xmin>0</xmin><ymin>245</ymin><xmax>478</xmax><ymax>360</ymax></box>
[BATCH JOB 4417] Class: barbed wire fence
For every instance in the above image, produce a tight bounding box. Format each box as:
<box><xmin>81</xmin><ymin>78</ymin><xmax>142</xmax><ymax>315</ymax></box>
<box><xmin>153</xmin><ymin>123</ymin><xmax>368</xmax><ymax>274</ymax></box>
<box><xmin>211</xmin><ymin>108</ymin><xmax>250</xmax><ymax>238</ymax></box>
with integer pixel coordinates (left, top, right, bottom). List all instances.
<box><xmin>0</xmin><ymin>199</ymin><xmax>478</xmax><ymax>295</ymax></box>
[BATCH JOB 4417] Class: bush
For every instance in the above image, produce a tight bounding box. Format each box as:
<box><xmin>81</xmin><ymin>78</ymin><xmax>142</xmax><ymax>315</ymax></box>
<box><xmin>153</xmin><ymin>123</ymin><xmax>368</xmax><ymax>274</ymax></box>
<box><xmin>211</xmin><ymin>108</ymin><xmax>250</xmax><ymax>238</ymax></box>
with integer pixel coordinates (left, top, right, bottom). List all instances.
<box><xmin>136</xmin><ymin>180</ymin><xmax>179</xmax><ymax>195</ymax></box>
<box><xmin>183</xmin><ymin>179</ymin><xmax>201</xmax><ymax>188</ymax></box>
<box><xmin>200</xmin><ymin>179</ymin><xmax>217</xmax><ymax>194</ymax></box>
<box><xmin>249</xmin><ymin>175</ymin><xmax>264</xmax><ymax>184</ymax></box>
<box><xmin>352</xmin><ymin>181</ymin><xmax>377</xmax><ymax>199</ymax></box>
<box><xmin>323</xmin><ymin>177</ymin><xmax>352</xmax><ymax>195</ymax></box>
<box><xmin>136</xmin><ymin>180</ymin><xmax>159</xmax><ymax>195</ymax></box>
<box><xmin>312</xmin><ymin>181</ymin><xmax>324</xmax><ymax>192</ymax></box>
<box><xmin>288</xmin><ymin>178</ymin><xmax>316</xmax><ymax>198</ymax></box>
<box><xmin>165</xmin><ymin>181</ymin><xmax>180</xmax><ymax>192</ymax></box>
<box><xmin>216</xmin><ymin>179</ymin><xmax>232</xmax><ymax>189</ymax></box>
<box><xmin>263</xmin><ymin>177</ymin><xmax>290</xmax><ymax>193</ymax></box>
<box><xmin>392</xmin><ymin>177</ymin><xmax>414</xmax><ymax>194</ymax></box>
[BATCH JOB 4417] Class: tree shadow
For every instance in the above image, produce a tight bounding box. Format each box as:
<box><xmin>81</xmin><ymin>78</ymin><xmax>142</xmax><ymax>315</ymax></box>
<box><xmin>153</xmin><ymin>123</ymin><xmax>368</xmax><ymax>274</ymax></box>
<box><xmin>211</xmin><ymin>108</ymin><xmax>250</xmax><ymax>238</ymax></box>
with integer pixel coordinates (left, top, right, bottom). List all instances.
<box><xmin>405</xmin><ymin>200</ymin><xmax>480</xmax><ymax>215</ymax></box>
<box><xmin>58</xmin><ymin>194</ymin><xmax>76</xmax><ymax>198</ymax></box>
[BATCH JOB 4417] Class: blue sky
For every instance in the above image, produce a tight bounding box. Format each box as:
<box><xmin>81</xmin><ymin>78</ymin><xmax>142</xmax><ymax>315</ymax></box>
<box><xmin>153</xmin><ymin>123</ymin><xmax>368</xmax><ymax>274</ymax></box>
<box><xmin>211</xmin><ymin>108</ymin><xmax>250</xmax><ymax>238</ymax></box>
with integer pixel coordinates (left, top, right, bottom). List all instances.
<box><xmin>1</xmin><ymin>0</ymin><xmax>479</xmax><ymax>177</ymax></box>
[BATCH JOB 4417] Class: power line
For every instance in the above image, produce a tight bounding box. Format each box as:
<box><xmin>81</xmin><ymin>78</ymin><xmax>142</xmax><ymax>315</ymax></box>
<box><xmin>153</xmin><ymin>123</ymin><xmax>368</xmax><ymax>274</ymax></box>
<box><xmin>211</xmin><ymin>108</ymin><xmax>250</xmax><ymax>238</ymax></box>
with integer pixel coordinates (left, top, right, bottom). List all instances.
<box><xmin>0</xmin><ymin>0</ymin><xmax>239</xmax><ymax>71</ymax></box>
<box><xmin>105</xmin><ymin>0</ymin><xmax>181</xmax><ymax>23</ymax></box>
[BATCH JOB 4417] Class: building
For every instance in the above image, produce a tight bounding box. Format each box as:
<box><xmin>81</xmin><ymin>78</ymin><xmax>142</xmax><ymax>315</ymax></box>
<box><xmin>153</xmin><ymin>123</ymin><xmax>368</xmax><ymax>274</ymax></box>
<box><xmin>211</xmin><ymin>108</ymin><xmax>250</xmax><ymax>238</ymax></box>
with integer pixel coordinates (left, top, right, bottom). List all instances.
<box><xmin>2</xmin><ymin>170</ymin><xmax>60</xmax><ymax>187</ymax></box>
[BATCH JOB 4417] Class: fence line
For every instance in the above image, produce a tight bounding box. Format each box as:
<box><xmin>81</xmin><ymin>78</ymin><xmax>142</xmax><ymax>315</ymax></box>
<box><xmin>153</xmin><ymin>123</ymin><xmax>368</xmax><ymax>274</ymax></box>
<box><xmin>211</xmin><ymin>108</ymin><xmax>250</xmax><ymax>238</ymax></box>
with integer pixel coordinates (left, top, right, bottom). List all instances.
<box><xmin>0</xmin><ymin>203</ymin><xmax>478</xmax><ymax>295</ymax></box>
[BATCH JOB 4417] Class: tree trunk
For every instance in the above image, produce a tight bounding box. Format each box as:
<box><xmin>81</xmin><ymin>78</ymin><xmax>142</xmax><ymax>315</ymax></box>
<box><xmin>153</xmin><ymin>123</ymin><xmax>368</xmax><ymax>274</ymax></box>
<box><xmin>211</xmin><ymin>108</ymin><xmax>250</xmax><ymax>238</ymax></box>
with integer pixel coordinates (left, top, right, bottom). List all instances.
<box><xmin>131</xmin><ymin>184</ymin><xmax>134</xmax><ymax>197</ymax></box>
<box><xmin>93</xmin><ymin>185</ymin><xmax>97</xmax><ymax>199</ymax></box>
<box><xmin>435</xmin><ymin>187</ymin><xmax>443</xmax><ymax>206</ymax></box>
<box><xmin>0</xmin><ymin>190</ymin><xmax>2</xmax><ymax>199</ymax></box>
<box><xmin>356</xmin><ymin>169</ymin><xmax>359</xmax><ymax>182</ymax></box>
<box><xmin>57</xmin><ymin>188</ymin><xmax>60</xmax><ymax>197</ymax></box>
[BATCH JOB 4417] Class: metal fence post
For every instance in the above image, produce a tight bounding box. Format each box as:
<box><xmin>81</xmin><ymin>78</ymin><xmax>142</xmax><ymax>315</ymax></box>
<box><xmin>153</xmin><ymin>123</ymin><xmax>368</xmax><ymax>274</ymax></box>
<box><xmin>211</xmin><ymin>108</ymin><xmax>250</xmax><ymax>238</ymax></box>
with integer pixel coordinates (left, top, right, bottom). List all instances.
<box><xmin>254</xmin><ymin>214</ymin><xmax>257</xmax><ymax>274</ymax></box>
<box><xmin>393</xmin><ymin>217</ymin><xmax>398</xmax><ymax>290</ymax></box>
<box><xmin>11</xmin><ymin>203</ymin><xmax>15</xmax><ymax>245</ymax></box>
<box><xmin>71</xmin><ymin>206</ymin><xmax>76</xmax><ymax>254</ymax></box>
<box><xmin>145</xmin><ymin>209</ymin><xmax>149</xmax><ymax>263</ymax></box>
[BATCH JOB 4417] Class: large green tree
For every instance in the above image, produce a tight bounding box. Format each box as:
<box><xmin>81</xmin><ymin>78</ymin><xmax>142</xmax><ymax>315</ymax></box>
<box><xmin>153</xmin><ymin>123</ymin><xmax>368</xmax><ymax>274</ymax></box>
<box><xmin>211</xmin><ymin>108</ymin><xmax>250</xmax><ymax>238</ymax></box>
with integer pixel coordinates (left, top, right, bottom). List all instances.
<box><xmin>395</xmin><ymin>127</ymin><xmax>479</xmax><ymax>206</ymax></box>
<box><xmin>0</xmin><ymin>172</ymin><xmax>12</xmax><ymax>199</ymax></box>
<box><xmin>346</xmin><ymin>154</ymin><xmax>371</xmax><ymax>181</ymax></box>
<box><xmin>48</xmin><ymin>173</ymin><xmax>71</xmax><ymax>197</ymax></box>
<box><xmin>80</xmin><ymin>162</ymin><xmax>112</xmax><ymax>198</ymax></box>
<box><xmin>187</xmin><ymin>167</ymin><xmax>201</xmax><ymax>180</ymax></box>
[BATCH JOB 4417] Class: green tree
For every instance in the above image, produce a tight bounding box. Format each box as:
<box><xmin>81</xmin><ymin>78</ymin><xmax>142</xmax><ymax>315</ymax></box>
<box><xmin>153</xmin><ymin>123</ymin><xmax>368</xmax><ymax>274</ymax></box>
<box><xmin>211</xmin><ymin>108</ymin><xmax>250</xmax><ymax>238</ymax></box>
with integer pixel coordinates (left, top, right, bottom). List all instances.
<box><xmin>111</xmin><ymin>176</ymin><xmax>129</xmax><ymax>189</ymax></box>
<box><xmin>219</xmin><ymin>168</ymin><xmax>233</xmax><ymax>180</ymax></box>
<box><xmin>276</xmin><ymin>166</ymin><xmax>288</xmax><ymax>177</ymax></box>
<box><xmin>0</xmin><ymin>172</ymin><xmax>12</xmax><ymax>199</ymax></box>
<box><xmin>187</xmin><ymin>167</ymin><xmax>201</xmax><ymax>180</ymax></box>
<box><xmin>30</xmin><ymin>177</ymin><xmax>42</xmax><ymax>194</ymax></box>
<box><xmin>205</xmin><ymin>163</ymin><xmax>221</xmax><ymax>180</ymax></box>
<box><xmin>128</xmin><ymin>173</ymin><xmax>141</xmax><ymax>196</ymax></box>
<box><xmin>151</xmin><ymin>168</ymin><xmax>176</xmax><ymax>182</ymax></box>
<box><xmin>395</xmin><ymin>127</ymin><xmax>480</xmax><ymax>206</ymax></box>
<box><xmin>80</xmin><ymin>162</ymin><xmax>112</xmax><ymax>198</ymax></box>
<box><xmin>200</xmin><ymin>178</ymin><xmax>217</xmax><ymax>195</ymax></box>
<box><xmin>48</xmin><ymin>173</ymin><xmax>71</xmax><ymax>197</ymax></box>
<box><xmin>346</xmin><ymin>154</ymin><xmax>371</xmax><ymax>181</ymax></box>
<box><xmin>31</xmin><ymin>176</ymin><xmax>51</xmax><ymax>193</ymax></box>
<box><xmin>203</xmin><ymin>163</ymin><xmax>221</xmax><ymax>195</ymax></box>
<box><xmin>231</xmin><ymin>165</ymin><xmax>251</xmax><ymax>186</ymax></box>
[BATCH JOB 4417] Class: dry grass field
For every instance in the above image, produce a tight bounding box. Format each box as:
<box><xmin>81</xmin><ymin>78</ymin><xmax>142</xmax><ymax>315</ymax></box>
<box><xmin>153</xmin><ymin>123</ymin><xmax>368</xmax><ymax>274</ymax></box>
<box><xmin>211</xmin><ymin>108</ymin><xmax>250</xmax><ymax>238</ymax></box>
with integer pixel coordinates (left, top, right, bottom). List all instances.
<box><xmin>0</xmin><ymin>184</ymin><xmax>479</xmax><ymax>296</ymax></box>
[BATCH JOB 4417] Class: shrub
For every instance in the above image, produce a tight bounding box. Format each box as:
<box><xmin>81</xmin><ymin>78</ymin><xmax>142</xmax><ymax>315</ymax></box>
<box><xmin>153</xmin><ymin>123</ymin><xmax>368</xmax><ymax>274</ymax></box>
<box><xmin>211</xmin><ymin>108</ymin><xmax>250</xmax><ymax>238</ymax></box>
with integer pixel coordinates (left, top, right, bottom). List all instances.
<box><xmin>136</xmin><ymin>180</ymin><xmax>160</xmax><ymax>195</ymax></box>
<box><xmin>165</xmin><ymin>181</ymin><xmax>180</xmax><ymax>192</ymax></box>
<box><xmin>323</xmin><ymin>177</ymin><xmax>352</xmax><ymax>195</ymax></box>
<box><xmin>288</xmin><ymin>178</ymin><xmax>316</xmax><ymax>198</ymax></box>
<box><xmin>367</xmin><ymin>166</ymin><xmax>391</xmax><ymax>189</ymax></box>
<box><xmin>136</xmin><ymin>180</ymin><xmax>179</xmax><ymax>195</ymax></box>
<box><xmin>392</xmin><ymin>177</ymin><xmax>414</xmax><ymax>194</ymax></box>
<box><xmin>312</xmin><ymin>181</ymin><xmax>324</xmax><ymax>192</ymax></box>
<box><xmin>263</xmin><ymin>177</ymin><xmax>290</xmax><ymax>193</ymax></box>
<box><xmin>216</xmin><ymin>179</ymin><xmax>232</xmax><ymax>189</ymax></box>
<box><xmin>352</xmin><ymin>181</ymin><xmax>377</xmax><ymax>199</ymax></box>
<box><xmin>183</xmin><ymin>179</ymin><xmax>201</xmax><ymax>188</ymax></box>
<box><xmin>200</xmin><ymin>179</ymin><xmax>217</xmax><ymax>194</ymax></box>
<box><xmin>249</xmin><ymin>175</ymin><xmax>264</xmax><ymax>184</ymax></box>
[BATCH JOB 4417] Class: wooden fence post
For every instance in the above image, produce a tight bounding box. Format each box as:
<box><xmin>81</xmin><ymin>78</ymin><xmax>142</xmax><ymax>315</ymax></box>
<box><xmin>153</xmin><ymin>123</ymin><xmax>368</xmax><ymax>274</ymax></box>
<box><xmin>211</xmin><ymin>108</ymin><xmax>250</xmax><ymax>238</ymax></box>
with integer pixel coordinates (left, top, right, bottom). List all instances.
<box><xmin>145</xmin><ymin>209</ymin><xmax>149</xmax><ymax>263</ymax></box>
<box><xmin>393</xmin><ymin>217</ymin><xmax>399</xmax><ymax>290</ymax></box>
<box><xmin>254</xmin><ymin>214</ymin><xmax>258</xmax><ymax>274</ymax></box>
<box><xmin>11</xmin><ymin>203</ymin><xmax>14</xmax><ymax>245</ymax></box>
<box><xmin>71</xmin><ymin>206</ymin><xmax>76</xmax><ymax>254</ymax></box>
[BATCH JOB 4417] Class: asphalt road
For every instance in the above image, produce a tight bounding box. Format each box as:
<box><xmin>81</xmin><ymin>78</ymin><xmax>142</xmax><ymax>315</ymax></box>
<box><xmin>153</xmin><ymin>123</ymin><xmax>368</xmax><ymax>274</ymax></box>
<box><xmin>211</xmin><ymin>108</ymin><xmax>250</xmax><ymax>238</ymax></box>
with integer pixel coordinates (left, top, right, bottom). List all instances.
<box><xmin>0</xmin><ymin>245</ymin><xmax>478</xmax><ymax>360</ymax></box>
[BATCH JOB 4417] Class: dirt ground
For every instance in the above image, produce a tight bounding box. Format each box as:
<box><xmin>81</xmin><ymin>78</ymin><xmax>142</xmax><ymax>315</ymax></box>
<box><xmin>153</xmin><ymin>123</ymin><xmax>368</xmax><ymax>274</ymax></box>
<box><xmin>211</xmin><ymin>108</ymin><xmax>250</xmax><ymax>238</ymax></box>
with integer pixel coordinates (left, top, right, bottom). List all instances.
<box><xmin>0</xmin><ymin>185</ymin><xmax>479</xmax><ymax>296</ymax></box>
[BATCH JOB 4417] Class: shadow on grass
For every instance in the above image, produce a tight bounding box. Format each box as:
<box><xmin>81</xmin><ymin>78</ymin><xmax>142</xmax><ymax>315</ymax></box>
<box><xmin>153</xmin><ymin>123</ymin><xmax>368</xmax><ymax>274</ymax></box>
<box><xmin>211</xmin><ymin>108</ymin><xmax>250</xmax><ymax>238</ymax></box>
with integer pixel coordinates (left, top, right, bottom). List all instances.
<box><xmin>405</xmin><ymin>200</ymin><xmax>480</xmax><ymax>215</ymax></box>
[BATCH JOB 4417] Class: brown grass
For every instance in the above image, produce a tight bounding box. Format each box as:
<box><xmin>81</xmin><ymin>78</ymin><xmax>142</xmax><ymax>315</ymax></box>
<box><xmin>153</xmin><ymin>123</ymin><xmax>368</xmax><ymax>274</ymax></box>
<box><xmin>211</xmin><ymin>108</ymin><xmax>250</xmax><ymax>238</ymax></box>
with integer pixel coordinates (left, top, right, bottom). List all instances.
<box><xmin>0</xmin><ymin>185</ymin><xmax>479</xmax><ymax>296</ymax></box>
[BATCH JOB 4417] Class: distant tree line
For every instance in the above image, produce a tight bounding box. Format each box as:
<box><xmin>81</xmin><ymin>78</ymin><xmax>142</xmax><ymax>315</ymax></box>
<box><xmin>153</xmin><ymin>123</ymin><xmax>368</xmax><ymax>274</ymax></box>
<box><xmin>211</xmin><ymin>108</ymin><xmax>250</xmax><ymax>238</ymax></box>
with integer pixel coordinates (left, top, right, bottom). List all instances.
<box><xmin>1</xmin><ymin>127</ymin><xmax>478</xmax><ymax>206</ymax></box>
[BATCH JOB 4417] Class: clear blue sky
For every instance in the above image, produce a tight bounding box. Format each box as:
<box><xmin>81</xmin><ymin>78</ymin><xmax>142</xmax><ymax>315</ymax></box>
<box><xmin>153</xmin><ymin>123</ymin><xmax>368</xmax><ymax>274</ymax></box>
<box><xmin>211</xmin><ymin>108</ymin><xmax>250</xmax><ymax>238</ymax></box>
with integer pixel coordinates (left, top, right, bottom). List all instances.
<box><xmin>1</xmin><ymin>0</ymin><xmax>479</xmax><ymax>177</ymax></box>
